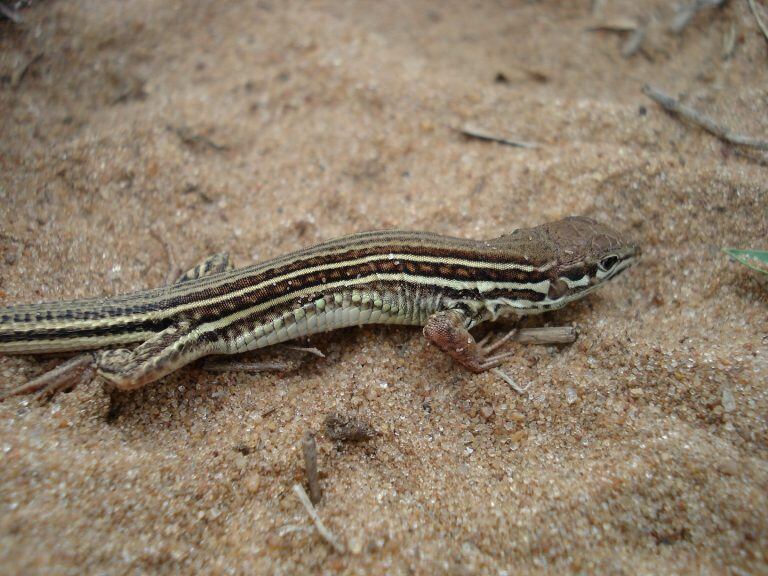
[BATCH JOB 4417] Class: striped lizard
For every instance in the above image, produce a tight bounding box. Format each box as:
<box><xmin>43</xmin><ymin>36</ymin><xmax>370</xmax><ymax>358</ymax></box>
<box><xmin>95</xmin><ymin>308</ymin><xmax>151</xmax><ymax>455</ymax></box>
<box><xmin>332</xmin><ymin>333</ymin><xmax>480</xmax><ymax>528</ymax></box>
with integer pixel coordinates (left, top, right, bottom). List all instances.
<box><xmin>0</xmin><ymin>216</ymin><xmax>639</xmax><ymax>400</ymax></box>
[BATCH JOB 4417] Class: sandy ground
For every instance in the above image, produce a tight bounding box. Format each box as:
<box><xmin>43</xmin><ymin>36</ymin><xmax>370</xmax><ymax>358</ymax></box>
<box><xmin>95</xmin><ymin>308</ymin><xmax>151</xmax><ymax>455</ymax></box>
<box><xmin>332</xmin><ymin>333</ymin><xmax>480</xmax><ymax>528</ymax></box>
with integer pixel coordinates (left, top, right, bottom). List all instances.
<box><xmin>1</xmin><ymin>0</ymin><xmax>767</xmax><ymax>574</ymax></box>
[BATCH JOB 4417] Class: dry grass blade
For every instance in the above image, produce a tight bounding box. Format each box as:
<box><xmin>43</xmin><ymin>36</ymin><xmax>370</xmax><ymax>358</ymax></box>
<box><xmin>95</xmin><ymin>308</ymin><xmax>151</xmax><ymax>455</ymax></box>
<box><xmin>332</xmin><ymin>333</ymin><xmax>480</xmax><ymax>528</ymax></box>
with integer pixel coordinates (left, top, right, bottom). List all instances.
<box><xmin>457</xmin><ymin>124</ymin><xmax>539</xmax><ymax>149</ymax></box>
<box><xmin>491</xmin><ymin>368</ymin><xmax>531</xmax><ymax>395</ymax></box>
<box><xmin>642</xmin><ymin>85</ymin><xmax>768</xmax><ymax>150</ymax></box>
<box><xmin>285</xmin><ymin>345</ymin><xmax>325</xmax><ymax>358</ymax></box>
<box><xmin>293</xmin><ymin>484</ymin><xmax>345</xmax><ymax>554</ymax></box>
<box><xmin>621</xmin><ymin>26</ymin><xmax>646</xmax><ymax>57</ymax></box>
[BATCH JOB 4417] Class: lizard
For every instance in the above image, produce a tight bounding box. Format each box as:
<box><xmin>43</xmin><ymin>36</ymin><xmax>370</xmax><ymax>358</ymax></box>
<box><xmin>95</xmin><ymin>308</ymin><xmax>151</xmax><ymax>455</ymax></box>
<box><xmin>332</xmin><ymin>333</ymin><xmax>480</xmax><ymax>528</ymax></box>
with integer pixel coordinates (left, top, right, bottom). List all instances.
<box><xmin>0</xmin><ymin>216</ymin><xmax>639</xmax><ymax>400</ymax></box>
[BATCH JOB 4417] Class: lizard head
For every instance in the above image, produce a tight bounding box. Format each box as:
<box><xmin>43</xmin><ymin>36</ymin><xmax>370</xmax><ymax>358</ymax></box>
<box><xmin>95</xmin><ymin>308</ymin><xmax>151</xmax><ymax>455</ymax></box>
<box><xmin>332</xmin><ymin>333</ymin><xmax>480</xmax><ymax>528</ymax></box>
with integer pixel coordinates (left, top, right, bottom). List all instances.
<box><xmin>541</xmin><ymin>216</ymin><xmax>640</xmax><ymax>306</ymax></box>
<box><xmin>484</xmin><ymin>216</ymin><xmax>640</xmax><ymax>318</ymax></box>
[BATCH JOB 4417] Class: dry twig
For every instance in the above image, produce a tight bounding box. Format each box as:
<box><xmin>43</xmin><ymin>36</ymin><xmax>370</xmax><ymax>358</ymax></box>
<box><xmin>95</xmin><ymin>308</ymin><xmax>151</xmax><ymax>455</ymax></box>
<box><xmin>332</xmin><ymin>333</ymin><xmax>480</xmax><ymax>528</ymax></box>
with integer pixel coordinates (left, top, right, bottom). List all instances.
<box><xmin>642</xmin><ymin>85</ymin><xmax>768</xmax><ymax>150</ymax></box>
<box><xmin>748</xmin><ymin>0</ymin><xmax>768</xmax><ymax>46</ymax></box>
<box><xmin>500</xmin><ymin>325</ymin><xmax>579</xmax><ymax>345</ymax></box>
<box><xmin>293</xmin><ymin>483</ymin><xmax>345</xmax><ymax>554</ymax></box>
<box><xmin>302</xmin><ymin>432</ymin><xmax>322</xmax><ymax>505</ymax></box>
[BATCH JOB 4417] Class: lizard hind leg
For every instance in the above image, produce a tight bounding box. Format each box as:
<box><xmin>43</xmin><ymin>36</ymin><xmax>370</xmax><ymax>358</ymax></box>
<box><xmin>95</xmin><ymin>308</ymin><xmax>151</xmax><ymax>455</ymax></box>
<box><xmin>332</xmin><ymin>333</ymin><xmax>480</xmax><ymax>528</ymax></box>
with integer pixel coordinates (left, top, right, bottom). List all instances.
<box><xmin>96</xmin><ymin>321</ymin><xmax>205</xmax><ymax>391</ymax></box>
<box><xmin>175</xmin><ymin>252</ymin><xmax>234</xmax><ymax>284</ymax></box>
<box><xmin>0</xmin><ymin>353</ymin><xmax>96</xmax><ymax>402</ymax></box>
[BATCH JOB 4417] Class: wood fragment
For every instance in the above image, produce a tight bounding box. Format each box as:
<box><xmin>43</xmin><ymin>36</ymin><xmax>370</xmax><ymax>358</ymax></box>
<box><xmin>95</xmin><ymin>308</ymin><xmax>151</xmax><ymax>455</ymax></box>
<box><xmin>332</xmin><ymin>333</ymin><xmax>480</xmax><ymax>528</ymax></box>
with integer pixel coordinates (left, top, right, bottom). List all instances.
<box><xmin>504</xmin><ymin>325</ymin><xmax>579</xmax><ymax>345</ymax></box>
<box><xmin>0</xmin><ymin>1</ymin><xmax>22</xmax><ymax>24</ymax></box>
<box><xmin>642</xmin><ymin>85</ymin><xmax>768</xmax><ymax>150</ymax></box>
<box><xmin>456</xmin><ymin>124</ymin><xmax>539</xmax><ymax>149</ymax></box>
<box><xmin>748</xmin><ymin>0</ymin><xmax>768</xmax><ymax>46</ymax></box>
<box><xmin>293</xmin><ymin>483</ymin><xmax>345</xmax><ymax>554</ymax></box>
<box><xmin>302</xmin><ymin>432</ymin><xmax>322</xmax><ymax>505</ymax></box>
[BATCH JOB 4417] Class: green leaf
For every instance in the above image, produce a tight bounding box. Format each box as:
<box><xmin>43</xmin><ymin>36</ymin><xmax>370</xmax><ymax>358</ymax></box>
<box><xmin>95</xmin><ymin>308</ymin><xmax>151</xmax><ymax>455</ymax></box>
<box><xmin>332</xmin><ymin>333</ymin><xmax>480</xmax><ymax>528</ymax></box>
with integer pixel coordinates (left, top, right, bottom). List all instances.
<box><xmin>723</xmin><ymin>248</ymin><xmax>768</xmax><ymax>275</ymax></box>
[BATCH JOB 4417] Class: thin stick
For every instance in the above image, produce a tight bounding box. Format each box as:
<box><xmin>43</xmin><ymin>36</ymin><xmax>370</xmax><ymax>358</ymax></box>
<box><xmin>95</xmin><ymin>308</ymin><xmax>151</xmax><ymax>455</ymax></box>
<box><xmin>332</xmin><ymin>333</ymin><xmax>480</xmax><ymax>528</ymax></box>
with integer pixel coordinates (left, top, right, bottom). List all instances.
<box><xmin>293</xmin><ymin>483</ymin><xmax>345</xmax><ymax>554</ymax></box>
<box><xmin>302</xmin><ymin>433</ymin><xmax>322</xmax><ymax>505</ymax></box>
<box><xmin>748</xmin><ymin>0</ymin><xmax>768</xmax><ymax>46</ymax></box>
<box><xmin>642</xmin><ymin>85</ymin><xmax>768</xmax><ymax>150</ymax></box>
<box><xmin>456</xmin><ymin>124</ymin><xmax>539</xmax><ymax>149</ymax></box>
<box><xmin>202</xmin><ymin>360</ymin><xmax>294</xmax><ymax>372</ymax></box>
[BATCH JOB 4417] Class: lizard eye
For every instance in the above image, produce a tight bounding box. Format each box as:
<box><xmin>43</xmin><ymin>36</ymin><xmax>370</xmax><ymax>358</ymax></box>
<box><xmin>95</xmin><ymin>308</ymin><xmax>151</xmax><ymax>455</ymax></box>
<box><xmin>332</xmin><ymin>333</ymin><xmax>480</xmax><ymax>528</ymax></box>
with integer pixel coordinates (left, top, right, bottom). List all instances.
<box><xmin>600</xmin><ymin>255</ymin><xmax>619</xmax><ymax>271</ymax></box>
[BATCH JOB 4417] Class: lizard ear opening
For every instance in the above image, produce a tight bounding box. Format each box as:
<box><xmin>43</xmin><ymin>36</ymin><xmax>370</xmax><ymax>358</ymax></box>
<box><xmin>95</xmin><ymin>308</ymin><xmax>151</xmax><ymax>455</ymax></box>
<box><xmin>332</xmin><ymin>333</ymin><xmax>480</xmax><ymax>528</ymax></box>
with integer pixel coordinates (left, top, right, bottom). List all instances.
<box><xmin>548</xmin><ymin>278</ymin><xmax>570</xmax><ymax>300</ymax></box>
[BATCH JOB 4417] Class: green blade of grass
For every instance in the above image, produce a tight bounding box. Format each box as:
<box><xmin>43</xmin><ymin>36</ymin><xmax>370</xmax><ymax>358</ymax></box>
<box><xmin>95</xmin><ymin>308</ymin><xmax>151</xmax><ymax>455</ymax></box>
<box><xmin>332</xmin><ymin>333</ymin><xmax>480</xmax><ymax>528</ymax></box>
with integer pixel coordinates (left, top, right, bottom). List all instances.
<box><xmin>723</xmin><ymin>248</ymin><xmax>768</xmax><ymax>275</ymax></box>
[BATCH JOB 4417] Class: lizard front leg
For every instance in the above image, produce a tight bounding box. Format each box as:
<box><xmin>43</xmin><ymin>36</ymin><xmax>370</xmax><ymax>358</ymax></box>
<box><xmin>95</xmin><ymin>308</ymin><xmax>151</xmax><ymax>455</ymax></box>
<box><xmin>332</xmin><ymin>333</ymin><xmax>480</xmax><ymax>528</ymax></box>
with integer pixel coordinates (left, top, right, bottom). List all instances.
<box><xmin>423</xmin><ymin>309</ymin><xmax>518</xmax><ymax>372</ymax></box>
